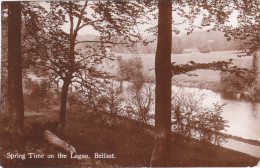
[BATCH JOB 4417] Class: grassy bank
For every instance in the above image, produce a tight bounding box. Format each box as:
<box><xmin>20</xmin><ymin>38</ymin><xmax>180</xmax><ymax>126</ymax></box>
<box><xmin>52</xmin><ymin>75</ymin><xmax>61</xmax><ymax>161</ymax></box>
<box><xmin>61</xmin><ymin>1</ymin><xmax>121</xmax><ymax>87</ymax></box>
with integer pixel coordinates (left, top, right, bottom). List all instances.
<box><xmin>1</xmin><ymin>108</ymin><xmax>259</xmax><ymax>167</ymax></box>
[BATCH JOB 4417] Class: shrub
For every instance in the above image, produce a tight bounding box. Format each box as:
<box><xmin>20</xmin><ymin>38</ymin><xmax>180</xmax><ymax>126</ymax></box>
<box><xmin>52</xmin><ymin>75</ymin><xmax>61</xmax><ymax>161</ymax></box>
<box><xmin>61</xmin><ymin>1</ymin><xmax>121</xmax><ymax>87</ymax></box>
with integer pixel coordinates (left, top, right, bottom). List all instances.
<box><xmin>171</xmin><ymin>87</ymin><xmax>228</xmax><ymax>145</ymax></box>
<box><xmin>117</xmin><ymin>57</ymin><xmax>155</xmax><ymax>126</ymax></box>
<box><xmin>219</xmin><ymin>71</ymin><xmax>259</xmax><ymax>101</ymax></box>
<box><xmin>127</xmin><ymin>83</ymin><xmax>155</xmax><ymax>126</ymax></box>
<box><xmin>117</xmin><ymin>56</ymin><xmax>144</xmax><ymax>84</ymax></box>
<box><xmin>196</xmin><ymin>103</ymin><xmax>228</xmax><ymax>144</ymax></box>
<box><xmin>95</xmin><ymin>80</ymin><xmax>124</xmax><ymax>116</ymax></box>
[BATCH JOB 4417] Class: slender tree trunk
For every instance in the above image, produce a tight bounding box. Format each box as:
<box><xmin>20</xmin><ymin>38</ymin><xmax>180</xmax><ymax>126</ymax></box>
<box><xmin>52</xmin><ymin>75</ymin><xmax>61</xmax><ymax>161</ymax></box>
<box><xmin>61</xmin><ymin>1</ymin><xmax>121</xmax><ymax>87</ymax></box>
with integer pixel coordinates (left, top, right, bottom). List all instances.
<box><xmin>252</xmin><ymin>51</ymin><xmax>260</xmax><ymax>101</ymax></box>
<box><xmin>150</xmin><ymin>0</ymin><xmax>172</xmax><ymax>166</ymax></box>
<box><xmin>58</xmin><ymin>2</ymin><xmax>74</xmax><ymax>137</ymax></box>
<box><xmin>7</xmin><ymin>1</ymin><xmax>24</xmax><ymax>134</ymax></box>
<box><xmin>252</xmin><ymin>51</ymin><xmax>259</xmax><ymax>76</ymax></box>
<box><xmin>59</xmin><ymin>81</ymin><xmax>70</xmax><ymax>137</ymax></box>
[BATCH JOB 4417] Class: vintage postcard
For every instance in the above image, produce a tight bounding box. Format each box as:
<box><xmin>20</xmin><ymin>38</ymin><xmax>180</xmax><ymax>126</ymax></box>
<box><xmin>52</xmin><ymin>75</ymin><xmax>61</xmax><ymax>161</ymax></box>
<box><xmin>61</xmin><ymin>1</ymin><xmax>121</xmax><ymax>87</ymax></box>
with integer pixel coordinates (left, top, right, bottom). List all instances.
<box><xmin>1</xmin><ymin>0</ymin><xmax>259</xmax><ymax>167</ymax></box>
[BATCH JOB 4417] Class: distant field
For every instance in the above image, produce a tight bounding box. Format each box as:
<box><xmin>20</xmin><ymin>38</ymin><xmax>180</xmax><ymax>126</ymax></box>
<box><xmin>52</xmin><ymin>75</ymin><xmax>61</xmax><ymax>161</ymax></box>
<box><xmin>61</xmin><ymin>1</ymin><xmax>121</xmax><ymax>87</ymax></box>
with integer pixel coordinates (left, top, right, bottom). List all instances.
<box><xmin>115</xmin><ymin>50</ymin><xmax>252</xmax><ymax>69</ymax></box>
<box><xmin>111</xmin><ymin>51</ymin><xmax>253</xmax><ymax>85</ymax></box>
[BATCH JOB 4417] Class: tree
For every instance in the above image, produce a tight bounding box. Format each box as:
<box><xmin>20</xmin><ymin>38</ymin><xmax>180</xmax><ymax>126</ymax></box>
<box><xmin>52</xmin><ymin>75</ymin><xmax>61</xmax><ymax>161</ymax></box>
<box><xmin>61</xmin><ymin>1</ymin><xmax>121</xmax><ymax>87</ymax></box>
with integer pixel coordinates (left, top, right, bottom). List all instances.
<box><xmin>222</xmin><ymin>1</ymin><xmax>259</xmax><ymax>54</ymax></box>
<box><xmin>150</xmin><ymin>0</ymin><xmax>172</xmax><ymax>166</ymax></box>
<box><xmin>1</xmin><ymin>3</ymin><xmax>8</xmax><ymax>115</ymax></box>
<box><xmin>22</xmin><ymin>1</ymin><xmax>146</xmax><ymax>137</ymax></box>
<box><xmin>149</xmin><ymin>0</ymin><xmax>259</xmax><ymax>166</ymax></box>
<box><xmin>7</xmin><ymin>1</ymin><xmax>24</xmax><ymax>134</ymax></box>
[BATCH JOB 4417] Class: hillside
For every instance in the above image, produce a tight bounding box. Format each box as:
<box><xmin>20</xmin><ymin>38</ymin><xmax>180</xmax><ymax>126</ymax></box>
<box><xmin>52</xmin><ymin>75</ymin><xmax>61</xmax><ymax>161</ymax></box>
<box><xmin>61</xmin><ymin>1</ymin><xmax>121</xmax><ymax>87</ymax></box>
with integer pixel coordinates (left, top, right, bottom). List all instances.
<box><xmin>75</xmin><ymin>34</ymin><xmax>100</xmax><ymax>50</ymax></box>
<box><xmin>75</xmin><ymin>30</ymin><xmax>239</xmax><ymax>54</ymax></box>
<box><xmin>1</xmin><ymin>108</ymin><xmax>258</xmax><ymax>167</ymax></box>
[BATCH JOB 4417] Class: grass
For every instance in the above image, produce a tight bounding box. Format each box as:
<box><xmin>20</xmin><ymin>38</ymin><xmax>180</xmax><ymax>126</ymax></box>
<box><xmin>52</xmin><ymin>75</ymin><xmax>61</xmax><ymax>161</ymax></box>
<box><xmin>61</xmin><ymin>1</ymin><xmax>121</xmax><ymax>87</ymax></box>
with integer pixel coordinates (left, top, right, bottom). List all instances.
<box><xmin>1</xmin><ymin>107</ymin><xmax>259</xmax><ymax>167</ymax></box>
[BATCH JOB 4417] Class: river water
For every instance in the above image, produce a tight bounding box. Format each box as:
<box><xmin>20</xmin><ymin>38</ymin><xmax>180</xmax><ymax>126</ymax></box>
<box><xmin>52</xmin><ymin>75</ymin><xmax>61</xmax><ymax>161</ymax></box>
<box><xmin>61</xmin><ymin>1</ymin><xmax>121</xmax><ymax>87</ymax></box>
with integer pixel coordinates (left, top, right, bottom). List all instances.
<box><xmin>171</xmin><ymin>85</ymin><xmax>260</xmax><ymax>158</ymax></box>
<box><xmin>111</xmin><ymin>52</ymin><xmax>259</xmax><ymax>141</ymax></box>
<box><xmin>106</xmin><ymin>52</ymin><xmax>260</xmax><ymax>158</ymax></box>
<box><xmin>177</xmin><ymin>86</ymin><xmax>260</xmax><ymax>141</ymax></box>
<box><xmin>121</xmin><ymin>80</ymin><xmax>260</xmax><ymax>142</ymax></box>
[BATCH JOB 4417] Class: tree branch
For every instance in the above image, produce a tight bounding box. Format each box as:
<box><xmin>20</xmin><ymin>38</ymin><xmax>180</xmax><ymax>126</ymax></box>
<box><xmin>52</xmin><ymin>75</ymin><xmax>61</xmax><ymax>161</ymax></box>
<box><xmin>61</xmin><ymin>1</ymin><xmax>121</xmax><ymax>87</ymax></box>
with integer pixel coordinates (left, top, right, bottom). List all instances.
<box><xmin>77</xmin><ymin>19</ymin><xmax>105</xmax><ymax>31</ymax></box>
<box><xmin>171</xmin><ymin>60</ymin><xmax>253</xmax><ymax>77</ymax></box>
<box><xmin>74</xmin><ymin>0</ymin><xmax>88</xmax><ymax>36</ymax></box>
<box><xmin>69</xmin><ymin>1</ymin><xmax>74</xmax><ymax>39</ymax></box>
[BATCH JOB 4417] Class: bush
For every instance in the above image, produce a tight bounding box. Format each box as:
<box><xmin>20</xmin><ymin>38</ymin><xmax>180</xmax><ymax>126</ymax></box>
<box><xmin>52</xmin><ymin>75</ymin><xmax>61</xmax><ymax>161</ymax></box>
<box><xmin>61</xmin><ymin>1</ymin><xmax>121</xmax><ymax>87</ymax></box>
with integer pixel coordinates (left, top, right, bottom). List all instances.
<box><xmin>117</xmin><ymin>57</ymin><xmax>155</xmax><ymax>126</ymax></box>
<box><xmin>126</xmin><ymin>83</ymin><xmax>155</xmax><ymax>126</ymax></box>
<box><xmin>95</xmin><ymin>80</ymin><xmax>124</xmax><ymax>116</ymax></box>
<box><xmin>117</xmin><ymin>56</ymin><xmax>144</xmax><ymax>84</ymax></box>
<box><xmin>196</xmin><ymin>103</ymin><xmax>228</xmax><ymax>144</ymax></box>
<box><xmin>219</xmin><ymin>71</ymin><xmax>260</xmax><ymax>101</ymax></box>
<box><xmin>171</xmin><ymin>87</ymin><xmax>228</xmax><ymax>145</ymax></box>
<box><xmin>198</xmin><ymin>45</ymin><xmax>211</xmax><ymax>53</ymax></box>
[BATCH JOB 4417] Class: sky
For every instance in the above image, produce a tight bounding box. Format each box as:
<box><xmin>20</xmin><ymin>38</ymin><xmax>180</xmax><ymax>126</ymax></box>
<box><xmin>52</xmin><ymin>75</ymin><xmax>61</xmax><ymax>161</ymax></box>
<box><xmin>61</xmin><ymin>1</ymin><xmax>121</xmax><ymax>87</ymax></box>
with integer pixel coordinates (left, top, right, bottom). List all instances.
<box><xmin>39</xmin><ymin>1</ymin><xmax>239</xmax><ymax>36</ymax></box>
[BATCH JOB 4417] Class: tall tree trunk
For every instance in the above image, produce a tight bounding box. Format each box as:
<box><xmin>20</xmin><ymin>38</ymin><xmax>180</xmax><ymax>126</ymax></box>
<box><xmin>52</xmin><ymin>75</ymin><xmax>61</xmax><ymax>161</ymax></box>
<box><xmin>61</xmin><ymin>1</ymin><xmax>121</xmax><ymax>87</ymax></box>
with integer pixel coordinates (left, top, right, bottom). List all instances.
<box><xmin>7</xmin><ymin>1</ymin><xmax>24</xmax><ymax>134</ymax></box>
<box><xmin>59</xmin><ymin>81</ymin><xmax>70</xmax><ymax>137</ymax></box>
<box><xmin>252</xmin><ymin>51</ymin><xmax>260</xmax><ymax>101</ymax></box>
<box><xmin>150</xmin><ymin>0</ymin><xmax>172</xmax><ymax>166</ymax></box>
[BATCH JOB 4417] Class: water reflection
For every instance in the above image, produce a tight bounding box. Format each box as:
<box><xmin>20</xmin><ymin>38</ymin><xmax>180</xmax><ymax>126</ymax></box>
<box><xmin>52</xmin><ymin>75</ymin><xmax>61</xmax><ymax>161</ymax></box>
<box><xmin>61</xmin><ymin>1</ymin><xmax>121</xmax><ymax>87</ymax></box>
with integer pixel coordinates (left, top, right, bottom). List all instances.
<box><xmin>250</xmin><ymin>102</ymin><xmax>259</xmax><ymax>118</ymax></box>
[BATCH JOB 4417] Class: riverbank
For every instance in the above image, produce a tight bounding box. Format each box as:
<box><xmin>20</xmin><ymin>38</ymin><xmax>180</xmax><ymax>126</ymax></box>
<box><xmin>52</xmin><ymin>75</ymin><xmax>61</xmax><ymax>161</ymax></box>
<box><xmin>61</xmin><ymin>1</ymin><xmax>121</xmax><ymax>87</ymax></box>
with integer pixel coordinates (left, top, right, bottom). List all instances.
<box><xmin>172</xmin><ymin>78</ymin><xmax>221</xmax><ymax>93</ymax></box>
<box><xmin>222</xmin><ymin>133</ymin><xmax>260</xmax><ymax>147</ymax></box>
<box><xmin>1</xmin><ymin>109</ymin><xmax>259</xmax><ymax>167</ymax></box>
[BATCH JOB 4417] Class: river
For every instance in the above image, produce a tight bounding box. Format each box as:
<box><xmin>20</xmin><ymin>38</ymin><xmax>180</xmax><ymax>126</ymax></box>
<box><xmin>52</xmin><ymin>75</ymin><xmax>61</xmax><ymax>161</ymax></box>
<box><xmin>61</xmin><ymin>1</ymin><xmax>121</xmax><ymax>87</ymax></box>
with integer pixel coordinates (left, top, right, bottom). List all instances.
<box><xmin>120</xmin><ymin>80</ymin><xmax>260</xmax><ymax>142</ymax></box>
<box><xmin>176</xmin><ymin>86</ymin><xmax>260</xmax><ymax>141</ymax></box>
<box><xmin>170</xmin><ymin>85</ymin><xmax>260</xmax><ymax>158</ymax></box>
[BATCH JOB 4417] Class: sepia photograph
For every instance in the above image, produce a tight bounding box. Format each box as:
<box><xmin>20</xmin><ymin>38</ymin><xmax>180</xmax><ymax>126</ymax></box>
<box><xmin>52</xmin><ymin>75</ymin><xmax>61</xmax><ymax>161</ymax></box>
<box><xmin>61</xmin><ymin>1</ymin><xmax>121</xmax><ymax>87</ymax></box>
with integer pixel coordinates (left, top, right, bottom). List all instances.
<box><xmin>0</xmin><ymin>0</ymin><xmax>260</xmax><ymax>167</ymax></box>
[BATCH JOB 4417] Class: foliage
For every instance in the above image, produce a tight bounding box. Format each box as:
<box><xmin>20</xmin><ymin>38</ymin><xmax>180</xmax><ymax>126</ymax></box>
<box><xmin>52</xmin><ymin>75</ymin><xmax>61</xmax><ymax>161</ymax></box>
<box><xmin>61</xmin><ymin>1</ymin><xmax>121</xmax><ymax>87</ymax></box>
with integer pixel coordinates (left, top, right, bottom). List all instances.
<box><xmin>220</xmin><ymin>71</ymin><xmax>254</xmax><ymax>92</ymax></box>
<box><xmin>69</xmin><ymin>78</ymin><xmax>108</xmax><ymax>112</ymax></box>
<box><xmin>196</xmin><ymin>103</ymin><xmax>228</xmax><ymax>144</ymax></box>
<box><xmin>21</xmin><ymin>0</ymin><xmax>146</xmax><ymax>95</ymax></box>
<box><xmin>172</xmin><ymin>88</ymin><xmax>229</xmax><ymax>145</ymax></box>
<box><xmin>19</xmin><ymin>1</ymin><xmax>147</xmax><ymax>135</ymax></box>
<box><xmin>117</xmin><ymin>56</ymin><xmax>146</xmax><ymax>90</ymax></box>
<box><xmin>171</xmin><ymin>59</ymin><xmax>255</xmax><ymax>80</ymax></box>
<box><xmin>67</xmin><ymin>91</ymin><xmax>87</xmax><ymax>112</ymax></box>
<box><xmin>117</xmin><ymin>57</ymin><xmax>155</xmax><ymax>125</ymax></box>
<box><xmin>219</xmin><ymin>71</ymin><xmax>260</xmax><ymax>101</ymax></box>
<box><xmin>95</xmin><ymin>80</ymin><xmax>124</xmax><ymax>116</ymax></box>
<box><xmin>127</xmin><ymin>83</ymin><xmax>155</xmax><ymax>126</ymax></box>
<box><xmin>221</xmin><ymin>1</ymin><xmax>259</xmax><ymax>54</ymax></box>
